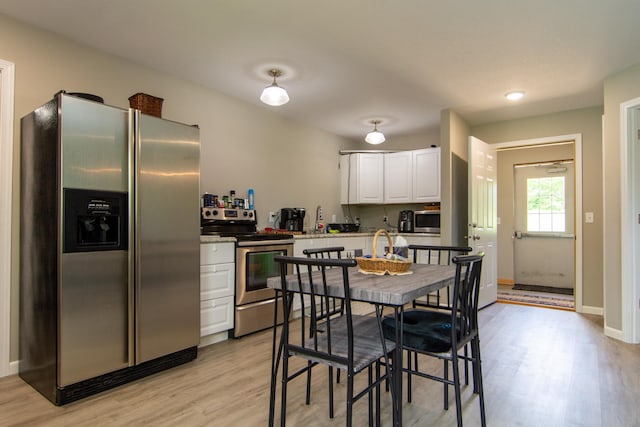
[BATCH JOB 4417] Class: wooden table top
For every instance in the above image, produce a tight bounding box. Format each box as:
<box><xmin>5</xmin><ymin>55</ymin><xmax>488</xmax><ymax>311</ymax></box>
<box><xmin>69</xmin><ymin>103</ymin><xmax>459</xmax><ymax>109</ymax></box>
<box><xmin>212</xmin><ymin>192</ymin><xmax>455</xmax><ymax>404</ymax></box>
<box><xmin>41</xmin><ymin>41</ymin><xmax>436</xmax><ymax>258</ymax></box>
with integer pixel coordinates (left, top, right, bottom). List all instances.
<box><xmin>267</xmin><ymin>263</ymin><xmax>457</xmax><ymax>306</ymax></box>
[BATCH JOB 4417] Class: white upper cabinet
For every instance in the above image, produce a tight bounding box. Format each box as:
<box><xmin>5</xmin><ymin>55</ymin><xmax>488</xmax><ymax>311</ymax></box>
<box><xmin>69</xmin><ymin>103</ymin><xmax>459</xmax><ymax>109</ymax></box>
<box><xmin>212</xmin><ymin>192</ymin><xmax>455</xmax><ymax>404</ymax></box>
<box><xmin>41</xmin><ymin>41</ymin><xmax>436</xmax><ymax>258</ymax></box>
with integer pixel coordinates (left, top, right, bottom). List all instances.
<box><xmin>341</xmin><ymin>148</ymin><xmax>440</xmax><ymax>204</ymax></box>
<box><xmin>340</xmin><ymin>153</ymin><xmax>384</xmax><ymax>204</ymax></box>
<box><xmin>384</xmin><ymin>151</ymin><xmax>413</xmax><ymax>203</ymax></box>
<box><xmin>413</xmin><ymin>147</ymin><xmax>441</xmax><ymax>203</ymax></box>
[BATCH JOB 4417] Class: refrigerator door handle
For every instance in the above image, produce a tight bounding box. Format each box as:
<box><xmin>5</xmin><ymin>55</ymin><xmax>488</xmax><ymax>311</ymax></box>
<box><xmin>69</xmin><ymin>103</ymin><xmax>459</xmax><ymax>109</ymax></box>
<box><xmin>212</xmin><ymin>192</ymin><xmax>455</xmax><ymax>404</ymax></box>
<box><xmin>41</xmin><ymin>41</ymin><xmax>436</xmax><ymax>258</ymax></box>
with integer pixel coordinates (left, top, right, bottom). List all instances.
<box><xmin>126</xmin><ymin>108</ymin><xmax>139</xmax><ymax>366</ymax></box>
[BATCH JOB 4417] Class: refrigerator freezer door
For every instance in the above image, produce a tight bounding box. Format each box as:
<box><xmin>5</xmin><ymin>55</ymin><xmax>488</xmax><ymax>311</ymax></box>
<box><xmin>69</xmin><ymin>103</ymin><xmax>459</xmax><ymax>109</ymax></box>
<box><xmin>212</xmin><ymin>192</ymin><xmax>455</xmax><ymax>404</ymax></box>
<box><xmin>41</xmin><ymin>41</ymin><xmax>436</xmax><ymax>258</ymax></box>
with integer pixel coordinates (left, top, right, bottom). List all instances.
<box><xmin>134</xmin><ymin>113</ymin><xmax>200</xmax><ymax>363</ymax></box>
<box><xmin>59</xmin><ymin>95</ymin><xmax>132</xmax><ymax>385</ymax></box>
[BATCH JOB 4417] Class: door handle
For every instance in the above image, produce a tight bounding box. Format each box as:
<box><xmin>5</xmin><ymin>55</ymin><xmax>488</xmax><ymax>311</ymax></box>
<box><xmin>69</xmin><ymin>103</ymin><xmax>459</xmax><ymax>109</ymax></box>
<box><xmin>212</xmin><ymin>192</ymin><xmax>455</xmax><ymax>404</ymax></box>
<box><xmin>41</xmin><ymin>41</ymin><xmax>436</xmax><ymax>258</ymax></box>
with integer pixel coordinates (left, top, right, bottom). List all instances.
<box><xmin>514</xmin><ymin>231</ymin><xmax>523</xmax><ymax>239</ymax></box>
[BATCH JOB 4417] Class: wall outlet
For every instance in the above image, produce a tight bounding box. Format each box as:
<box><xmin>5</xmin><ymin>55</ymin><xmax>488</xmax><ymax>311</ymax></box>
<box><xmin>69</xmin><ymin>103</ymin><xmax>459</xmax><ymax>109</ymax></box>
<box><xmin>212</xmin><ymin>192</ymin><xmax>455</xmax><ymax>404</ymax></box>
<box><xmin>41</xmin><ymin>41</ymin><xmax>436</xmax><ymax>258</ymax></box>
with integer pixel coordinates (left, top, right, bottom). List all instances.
<box><xmin>268</xmin><ymin>211</ymin><xmax>276</xmax><ymax>224</ymax></box>
<box><xmin>383</xmin><ymin>215</ymin><xmax>388</xmax><ymax>223</ymax></box>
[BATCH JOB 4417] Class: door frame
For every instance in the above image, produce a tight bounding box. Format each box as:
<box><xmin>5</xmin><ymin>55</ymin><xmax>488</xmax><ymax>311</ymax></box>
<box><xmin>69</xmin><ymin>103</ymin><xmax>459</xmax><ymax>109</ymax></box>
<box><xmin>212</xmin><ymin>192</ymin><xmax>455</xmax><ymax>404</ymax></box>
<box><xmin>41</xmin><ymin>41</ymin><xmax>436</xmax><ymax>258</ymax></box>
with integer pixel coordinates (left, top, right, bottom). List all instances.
<box><xmin>620</xmin><ymin>97</ymin><xmax>640</xmax><ymax>343</ymax></box>
<box><xmin>0</xmin><ymin>59</ymin><xmax>15</xmax><ymax>377</ymax></box>
<box><xmin>493</xmin><ymin>133</ymin><xmax>584</xmax><ymax>313</ymax></box>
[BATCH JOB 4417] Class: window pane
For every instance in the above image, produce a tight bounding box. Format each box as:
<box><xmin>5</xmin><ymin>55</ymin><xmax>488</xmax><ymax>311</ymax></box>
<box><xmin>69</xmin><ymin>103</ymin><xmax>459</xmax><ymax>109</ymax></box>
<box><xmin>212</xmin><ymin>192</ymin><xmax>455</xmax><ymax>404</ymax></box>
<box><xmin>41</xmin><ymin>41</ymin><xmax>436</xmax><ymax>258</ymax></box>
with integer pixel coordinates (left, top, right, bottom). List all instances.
<box><xmin>526</xmin><ymin>176</ymin><xmax>565</xmax><ymax>232</ymax></box>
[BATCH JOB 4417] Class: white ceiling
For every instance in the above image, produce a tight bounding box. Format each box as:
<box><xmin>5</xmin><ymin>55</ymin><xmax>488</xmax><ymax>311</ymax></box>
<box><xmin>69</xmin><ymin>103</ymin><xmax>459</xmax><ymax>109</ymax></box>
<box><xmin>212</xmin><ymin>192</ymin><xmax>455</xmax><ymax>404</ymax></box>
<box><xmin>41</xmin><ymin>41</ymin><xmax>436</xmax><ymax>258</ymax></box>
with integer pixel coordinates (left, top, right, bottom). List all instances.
<box><xmin>2</xmin><ymin>0</ymin><xmax>640</xmax><ymax>140</ymax></box>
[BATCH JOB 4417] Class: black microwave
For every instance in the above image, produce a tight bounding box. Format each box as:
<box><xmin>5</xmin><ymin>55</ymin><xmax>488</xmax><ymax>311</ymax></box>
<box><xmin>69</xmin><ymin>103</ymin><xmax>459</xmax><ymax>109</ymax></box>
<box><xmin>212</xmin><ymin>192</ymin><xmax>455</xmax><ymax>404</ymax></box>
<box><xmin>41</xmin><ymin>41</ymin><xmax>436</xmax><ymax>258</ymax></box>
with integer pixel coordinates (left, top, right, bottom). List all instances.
<box><xmin>413</xmin><ymin>210</ymin><xmax>440</xmax><ymax>234</ymax></box>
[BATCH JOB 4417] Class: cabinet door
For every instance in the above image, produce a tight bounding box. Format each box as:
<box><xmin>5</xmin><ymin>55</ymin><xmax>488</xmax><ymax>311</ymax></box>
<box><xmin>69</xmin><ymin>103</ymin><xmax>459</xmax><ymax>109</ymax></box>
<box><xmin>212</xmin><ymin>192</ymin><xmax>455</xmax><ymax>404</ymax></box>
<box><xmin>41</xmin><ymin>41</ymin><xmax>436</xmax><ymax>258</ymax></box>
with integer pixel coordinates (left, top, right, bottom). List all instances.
<box><xmin>341</xmin><ymin>153</ymin><xmax>384</xmax><ymax>204</ymax></box>
<box><xmin>200</xmin><ymin>296</ymin><xmax>234</xmax><ymax>336</ymax></box>
<box><xmin>414</xmin><ymin>148</ymin><xmax>441</xmax><ymax>202</ymax></box>
<box><xmin>357</xmin><ymin>153</ymin><xmax>384</xmax><ymax>203</ymax></box>
<box><xmin>384</xmin><ymin>151</ymin><xmax>413</xmax><ymax>203</ymax></box>
<box><xmin>200</xmin><ymin>262</ymin><xmax>235</xmax><ymax>300</ymax></box>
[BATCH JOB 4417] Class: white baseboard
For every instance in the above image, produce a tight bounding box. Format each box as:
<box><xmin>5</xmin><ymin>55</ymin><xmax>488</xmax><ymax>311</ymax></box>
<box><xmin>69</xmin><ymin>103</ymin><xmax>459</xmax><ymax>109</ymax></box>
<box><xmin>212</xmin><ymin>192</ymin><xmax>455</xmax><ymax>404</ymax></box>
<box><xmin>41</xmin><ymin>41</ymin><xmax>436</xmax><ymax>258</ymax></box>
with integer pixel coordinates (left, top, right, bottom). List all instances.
<box><xmin>581</xmin><ymin>305</ymin><xmax>603</xmax><ymax>316</ymax></box>
<box><xmin>5</xmin><ymin>360</ymin><xmax>19</xmax><ymax>377</ymax></box>
<box><xmin>604</xmin><ymin>325</ymin><xmax>623</xmax><ymax>341</ymax></box>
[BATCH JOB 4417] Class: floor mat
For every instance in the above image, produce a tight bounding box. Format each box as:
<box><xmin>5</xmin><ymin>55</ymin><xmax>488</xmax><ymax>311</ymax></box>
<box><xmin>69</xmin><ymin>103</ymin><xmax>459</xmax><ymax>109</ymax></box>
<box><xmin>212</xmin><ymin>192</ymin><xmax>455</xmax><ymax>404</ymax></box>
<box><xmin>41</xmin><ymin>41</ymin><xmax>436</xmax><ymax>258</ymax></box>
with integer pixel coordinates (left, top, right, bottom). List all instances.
<box><xmin>512</xmin><ymin>284</ymin><xmax>573</xmax><ymax>295</ymax></box>
<box><xmin>497</xmin><ymin>290</ymin><xmax>574</xmax><ymax>310</ymax></box>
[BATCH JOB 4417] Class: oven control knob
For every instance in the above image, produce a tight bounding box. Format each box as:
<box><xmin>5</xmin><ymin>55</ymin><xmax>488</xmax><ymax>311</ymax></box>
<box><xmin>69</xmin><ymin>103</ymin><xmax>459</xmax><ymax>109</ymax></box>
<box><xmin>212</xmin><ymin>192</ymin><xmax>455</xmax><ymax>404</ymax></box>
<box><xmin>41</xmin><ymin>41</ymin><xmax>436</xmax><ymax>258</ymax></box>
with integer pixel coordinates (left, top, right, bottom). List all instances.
<box><xmin>204</xmin><ymin>210</ymin><xmax>212</xmax><ymax>216</ymax></box>
<box><xmin>248</xmin><ymin>212</ymin><xmax>254</xmax><ymax>218</ymax></box>
<box><xmin>212</xmin><ymin>210</ymin><xmax>218</xmax><ymax>216</ymax></box>
<box><xmin>242</xmin><ymin>211</ymin><xmax>248</xmax><ymax>217</ymax></box>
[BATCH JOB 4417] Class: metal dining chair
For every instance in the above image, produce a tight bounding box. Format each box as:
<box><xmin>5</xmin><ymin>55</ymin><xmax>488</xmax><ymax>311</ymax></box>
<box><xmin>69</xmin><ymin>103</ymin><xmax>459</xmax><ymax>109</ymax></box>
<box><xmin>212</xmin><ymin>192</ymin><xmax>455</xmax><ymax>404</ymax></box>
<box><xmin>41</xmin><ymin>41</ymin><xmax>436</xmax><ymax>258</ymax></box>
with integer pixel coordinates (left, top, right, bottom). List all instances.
<box><xmin>408</xmin><ymin>245</ymin><xmax>473</xmax><ymax>310</ymax></box>
<box><xmin>272</xmin><ymin>256</ymin><xmax>395</xmax><ymax>427</ymax></box>
<box><xmin>381</xmin><ymin>253</ymin><xmax>487</xmax><ymax>427</ymax></box>
<box><xmin>303</xmin><ymin>246</ymin><xmax>346</xmax><ymax>319</ymax></box>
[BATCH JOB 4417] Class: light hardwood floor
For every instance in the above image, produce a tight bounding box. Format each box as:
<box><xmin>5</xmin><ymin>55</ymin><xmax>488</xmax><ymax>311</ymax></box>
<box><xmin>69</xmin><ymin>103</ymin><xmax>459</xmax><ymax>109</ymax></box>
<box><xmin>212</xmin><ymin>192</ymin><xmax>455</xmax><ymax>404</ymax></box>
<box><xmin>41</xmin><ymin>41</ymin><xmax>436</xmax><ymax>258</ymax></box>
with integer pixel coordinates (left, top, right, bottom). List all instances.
<box><xmin>1</xmin><ymin>303</ymin><xmax>638</xmax><ymax>426</ymax></box>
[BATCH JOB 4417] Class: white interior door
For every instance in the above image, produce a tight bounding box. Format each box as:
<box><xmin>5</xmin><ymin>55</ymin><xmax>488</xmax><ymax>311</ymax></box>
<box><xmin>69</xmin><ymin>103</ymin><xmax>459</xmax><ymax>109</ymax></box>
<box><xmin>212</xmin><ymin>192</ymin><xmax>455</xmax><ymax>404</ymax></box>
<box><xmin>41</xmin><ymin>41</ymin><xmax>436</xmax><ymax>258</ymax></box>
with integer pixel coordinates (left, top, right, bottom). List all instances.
<box><xmin>513</xmin><ymin>161</ymin><xmax>575</xmax><ymax>289</ymax></box>
<box><xmin>468</xmin><ymin>136</ymin><xmax>497</xmax><ymax>308</ymax></box>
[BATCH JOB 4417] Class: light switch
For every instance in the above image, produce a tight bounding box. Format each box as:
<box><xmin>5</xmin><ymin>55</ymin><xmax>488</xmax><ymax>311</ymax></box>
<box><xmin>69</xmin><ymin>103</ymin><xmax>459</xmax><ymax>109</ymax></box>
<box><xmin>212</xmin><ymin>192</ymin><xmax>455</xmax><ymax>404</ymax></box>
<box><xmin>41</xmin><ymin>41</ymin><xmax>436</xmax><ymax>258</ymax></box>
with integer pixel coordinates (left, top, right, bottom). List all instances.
<box><xmin>585</xmin><ymin>212</ymin><xmax>594</xmax><ymax>223</ymax></box>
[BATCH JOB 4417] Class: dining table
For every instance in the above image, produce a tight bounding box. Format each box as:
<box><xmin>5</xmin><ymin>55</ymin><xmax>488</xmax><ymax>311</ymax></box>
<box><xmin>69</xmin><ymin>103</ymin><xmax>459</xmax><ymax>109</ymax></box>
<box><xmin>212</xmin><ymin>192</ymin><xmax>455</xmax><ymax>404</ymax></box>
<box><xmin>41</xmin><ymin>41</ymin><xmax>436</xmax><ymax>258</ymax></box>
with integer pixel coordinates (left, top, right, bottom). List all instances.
<box><xmin>267</xmin><ymin>262</ymin><xmax>457</xmax><ymax>427</ymax></box>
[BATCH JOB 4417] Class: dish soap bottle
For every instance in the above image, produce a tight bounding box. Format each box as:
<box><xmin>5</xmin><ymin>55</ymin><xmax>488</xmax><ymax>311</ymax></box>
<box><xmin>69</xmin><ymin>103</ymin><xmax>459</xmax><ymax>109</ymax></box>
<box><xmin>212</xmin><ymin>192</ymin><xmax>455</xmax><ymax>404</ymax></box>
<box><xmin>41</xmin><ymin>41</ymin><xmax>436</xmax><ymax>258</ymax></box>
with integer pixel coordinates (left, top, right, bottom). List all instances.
<box><xmin>248</xmin><ymin>188</ymin><xmax>254</xmax><ymax>209</ymax></box>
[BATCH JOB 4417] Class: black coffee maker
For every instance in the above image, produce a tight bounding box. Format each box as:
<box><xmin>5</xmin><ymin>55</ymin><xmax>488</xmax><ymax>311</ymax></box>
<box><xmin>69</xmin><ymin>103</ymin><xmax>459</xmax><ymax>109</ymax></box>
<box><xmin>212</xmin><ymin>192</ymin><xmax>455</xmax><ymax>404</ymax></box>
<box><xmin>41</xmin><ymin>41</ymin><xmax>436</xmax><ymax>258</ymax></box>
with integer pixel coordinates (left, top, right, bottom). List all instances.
<box><xmin>398</xmin><ymin>210</ymin><xmax>414</xmax><ymax>232</ymax></box>
<box><xmin>280</xmin><ymin>208</ymin><xmax>306</xmax><ymax>231</ymax></box>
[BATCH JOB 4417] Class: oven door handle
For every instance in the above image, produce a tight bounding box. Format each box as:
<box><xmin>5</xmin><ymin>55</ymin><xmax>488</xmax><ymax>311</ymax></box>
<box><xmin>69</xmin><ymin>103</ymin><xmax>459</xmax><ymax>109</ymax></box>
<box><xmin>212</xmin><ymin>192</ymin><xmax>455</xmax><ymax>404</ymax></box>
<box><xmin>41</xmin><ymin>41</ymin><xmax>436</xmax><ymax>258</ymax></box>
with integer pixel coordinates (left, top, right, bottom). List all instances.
<box><xmin>237</xmin><ymin>239</ymin><xmax>295</xmax><ymax>247</ymax></box>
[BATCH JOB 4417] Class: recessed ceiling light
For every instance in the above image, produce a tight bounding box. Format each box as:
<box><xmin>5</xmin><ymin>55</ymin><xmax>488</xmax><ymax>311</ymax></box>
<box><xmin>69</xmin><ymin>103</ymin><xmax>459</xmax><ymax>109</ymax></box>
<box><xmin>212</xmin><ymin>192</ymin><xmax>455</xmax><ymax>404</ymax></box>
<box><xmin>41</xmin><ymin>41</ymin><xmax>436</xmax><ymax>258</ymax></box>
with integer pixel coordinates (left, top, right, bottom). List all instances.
<box><xmin>505</xmin><ymin>91</ymin><xmax>525</xmax><ymax>101</ymax></box>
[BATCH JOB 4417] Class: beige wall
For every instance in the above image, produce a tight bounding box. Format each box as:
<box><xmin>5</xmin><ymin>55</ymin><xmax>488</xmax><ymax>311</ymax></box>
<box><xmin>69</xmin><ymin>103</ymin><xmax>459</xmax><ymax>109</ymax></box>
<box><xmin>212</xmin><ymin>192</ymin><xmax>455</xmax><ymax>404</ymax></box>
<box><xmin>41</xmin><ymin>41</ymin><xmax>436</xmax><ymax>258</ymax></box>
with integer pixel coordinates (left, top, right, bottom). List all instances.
<box><xmin>471</xmin><ymin>106</ymin><xmax>604</xmax><ymax>309</ymax></box>
<box><xmin>440</xmin><ymin>109</ymin><xmax>470</xmax><ymax>246</ymax></box>
<box><xmin>602</xmin><ymin>62</ymin><xmax>640</xmax><ymax>331</ymax></box>
<box><xmin>1</xmin><ymin>14</ymin><xmax>358</xmax><ymax>363</ymax></box>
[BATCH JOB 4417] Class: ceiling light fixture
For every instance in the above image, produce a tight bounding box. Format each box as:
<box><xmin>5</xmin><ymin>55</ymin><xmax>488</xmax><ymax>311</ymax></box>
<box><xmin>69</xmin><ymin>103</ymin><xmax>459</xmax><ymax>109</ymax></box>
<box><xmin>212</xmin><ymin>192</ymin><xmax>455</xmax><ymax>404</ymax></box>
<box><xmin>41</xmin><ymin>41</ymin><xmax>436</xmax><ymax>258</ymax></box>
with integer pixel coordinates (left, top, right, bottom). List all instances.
<box><xmin>260</xmin><ymin>68</ymin><xmax>290</xmax><ymax>106</ymax></box>
<box><xmin>505</xmin><ymin>91</ymin><xmax>525</xmax><ymax>101</ymax></box>
<box><xmin>365</xmin><ymin>120</ymin><xmax>385</xmax><ymax>144</ymax></box>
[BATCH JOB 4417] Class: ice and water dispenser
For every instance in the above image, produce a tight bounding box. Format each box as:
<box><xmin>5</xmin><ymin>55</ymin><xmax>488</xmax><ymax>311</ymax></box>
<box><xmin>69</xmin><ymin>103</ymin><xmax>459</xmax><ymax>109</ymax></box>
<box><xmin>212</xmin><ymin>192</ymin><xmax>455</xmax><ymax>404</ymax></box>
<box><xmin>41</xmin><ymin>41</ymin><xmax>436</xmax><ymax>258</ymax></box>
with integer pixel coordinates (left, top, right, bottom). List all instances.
<box><xmin>63</xmin><ymin>188</ymin><xmax>127</xmax><ymax>253</ymax></box>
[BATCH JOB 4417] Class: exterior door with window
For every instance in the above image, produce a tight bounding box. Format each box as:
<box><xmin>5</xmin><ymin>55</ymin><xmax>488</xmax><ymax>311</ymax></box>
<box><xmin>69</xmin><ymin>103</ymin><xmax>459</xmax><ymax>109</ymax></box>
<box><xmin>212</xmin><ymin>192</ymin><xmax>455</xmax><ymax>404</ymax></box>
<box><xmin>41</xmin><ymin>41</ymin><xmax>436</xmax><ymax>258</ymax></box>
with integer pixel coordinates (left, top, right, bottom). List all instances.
<box><xmin>513</xmin><ymin>161</ymin><xmax>575</xmax><ymax>289</ymax></box>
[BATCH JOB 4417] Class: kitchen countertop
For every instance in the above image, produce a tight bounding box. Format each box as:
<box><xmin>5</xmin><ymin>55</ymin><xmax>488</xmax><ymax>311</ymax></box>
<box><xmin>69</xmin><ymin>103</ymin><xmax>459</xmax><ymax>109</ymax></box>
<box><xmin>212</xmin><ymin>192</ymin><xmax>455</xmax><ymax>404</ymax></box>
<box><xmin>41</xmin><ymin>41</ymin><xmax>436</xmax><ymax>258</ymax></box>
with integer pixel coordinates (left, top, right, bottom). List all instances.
<box><xmin>293</xmin><ymin>231</ymin><xmax>440</xmax><ymax>239</ymax></box>
<box><xmin>200</xmin><ymin>235</ymin><xmax>236</xmax><ymax>243</ymax></box>
<box><xmin>200</xmin><ymin>232</ymin><xmax>440</xmax><ymax>243</ymax></box>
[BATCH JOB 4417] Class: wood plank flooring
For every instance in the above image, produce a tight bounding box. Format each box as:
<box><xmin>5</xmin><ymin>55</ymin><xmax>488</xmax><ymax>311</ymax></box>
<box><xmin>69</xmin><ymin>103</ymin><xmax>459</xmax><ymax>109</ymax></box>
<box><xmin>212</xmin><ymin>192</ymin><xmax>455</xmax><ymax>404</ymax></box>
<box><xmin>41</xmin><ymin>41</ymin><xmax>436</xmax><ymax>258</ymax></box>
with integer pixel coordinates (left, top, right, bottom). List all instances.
<box><xmin>1</xmin><ymin>303</ymin><xmax>638</xmax><ymax>426</ymax></box>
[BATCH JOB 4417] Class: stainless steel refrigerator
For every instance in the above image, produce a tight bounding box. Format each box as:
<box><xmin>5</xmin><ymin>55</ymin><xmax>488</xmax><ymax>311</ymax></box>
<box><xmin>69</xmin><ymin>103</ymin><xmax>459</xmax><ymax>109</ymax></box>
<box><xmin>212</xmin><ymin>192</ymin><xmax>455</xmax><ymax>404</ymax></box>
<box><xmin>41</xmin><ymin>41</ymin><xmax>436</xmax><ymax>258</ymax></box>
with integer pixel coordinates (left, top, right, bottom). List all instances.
<box><xmin>19</xmin><ymin>91</ymin><xmax>201</xmax><ymax>405</ymax></box>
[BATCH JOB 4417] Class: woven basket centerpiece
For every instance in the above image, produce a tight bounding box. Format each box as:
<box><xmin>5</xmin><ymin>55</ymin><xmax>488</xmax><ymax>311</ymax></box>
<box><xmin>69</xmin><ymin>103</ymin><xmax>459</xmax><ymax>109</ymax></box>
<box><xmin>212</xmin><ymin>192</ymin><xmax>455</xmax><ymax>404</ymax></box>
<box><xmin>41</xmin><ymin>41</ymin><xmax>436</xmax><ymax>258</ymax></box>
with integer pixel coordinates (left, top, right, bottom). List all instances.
<box><xmin>128</xmin><ymin>93</ymin><xmax>164</xmax><ymax>117</ymax></box>
<box><xmin>356</xmin><ymin>229</ymin><xmax>412</xmax><ymax>275</ymax></box>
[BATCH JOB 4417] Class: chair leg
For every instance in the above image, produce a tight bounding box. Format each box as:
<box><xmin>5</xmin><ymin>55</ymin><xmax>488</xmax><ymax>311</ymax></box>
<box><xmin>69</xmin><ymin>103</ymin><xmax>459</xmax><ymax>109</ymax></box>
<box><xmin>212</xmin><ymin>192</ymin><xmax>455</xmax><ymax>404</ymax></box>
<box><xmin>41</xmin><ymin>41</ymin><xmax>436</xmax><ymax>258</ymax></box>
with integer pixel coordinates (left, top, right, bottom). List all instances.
<box><xmin>368</xmin><ymin>366</ymin><xmax>373</xmax><ymax>427</ymax></box>
<box><xmin>281</xmin><ymin>354</ymin><xmax>289</xmax><ymax>427</ymax></box>
<box><xmin>376</xmin><ymin>361</ymin><xmax>381</xmax><ymax>427</ymax></box>
<box><xmin>346</xmin><ymin>373</ymin><xmax>354</xmax><ymax>427</ymax></box>
<box><xmin>306</xmin><ymin>361</ymin><xmax>312</xmax><ymax>405</ymax></box>
<box><xmin>464</xmin><ymin>344</ymin><xmax>469</xmax><ymax>386</ymax></box>
<box><xmin>472</xmin><ymin>338</ymin><xmax>487</xmax><ymax>427</ymax></box>
<box><xmin>328</xmin><ymin>366</ymin><xmax>335</xmax><ymax>418</ymax></box>
<box><xmin>443</xmin><ymin>359</ymin><xmax>449</xmax><ymax>410</ymax></box>
<box><xmin>406</xmin><ymin>349</ymin><xmax>412</xmax><ymax>403</ymax></box>
<box><xmin>451</xmin><ymin>352</ymin><xmax>463</xmax><ymax>427</ymax></box>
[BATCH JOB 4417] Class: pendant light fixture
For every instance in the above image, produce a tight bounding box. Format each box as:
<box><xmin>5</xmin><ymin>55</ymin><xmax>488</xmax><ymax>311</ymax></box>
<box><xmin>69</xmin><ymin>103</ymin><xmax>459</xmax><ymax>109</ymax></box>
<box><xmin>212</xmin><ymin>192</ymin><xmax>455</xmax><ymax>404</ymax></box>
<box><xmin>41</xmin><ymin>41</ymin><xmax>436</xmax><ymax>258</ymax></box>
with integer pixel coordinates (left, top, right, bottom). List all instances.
<box><xmin>260</xmin><ymin>68</ymin><xmax>290</xmax><ymax>106</ymax></box>
<box><xmin>365</xmin><ymin>120</ymin><xmax>385</xmax><ymax>144</ymax></box>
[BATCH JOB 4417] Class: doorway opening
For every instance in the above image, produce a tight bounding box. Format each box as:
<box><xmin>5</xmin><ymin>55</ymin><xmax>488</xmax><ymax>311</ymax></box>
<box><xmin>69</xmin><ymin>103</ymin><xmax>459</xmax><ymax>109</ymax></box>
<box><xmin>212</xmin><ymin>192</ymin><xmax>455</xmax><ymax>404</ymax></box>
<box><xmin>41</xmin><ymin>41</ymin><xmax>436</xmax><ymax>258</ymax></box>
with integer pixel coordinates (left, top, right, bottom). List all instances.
<box><xmin>492</xmin><ymin>136</ymin><xmax>582</xmax><ymax>312</ymax></box>
<box><xmin>620</xmin><ymin>97</ymin><xmax>640</xmax><ymax>343</ymax></box>
<box><xmin>0</xmin><ymin>59</ymin><xmax>15</xmax><ymax>377</ymax></box>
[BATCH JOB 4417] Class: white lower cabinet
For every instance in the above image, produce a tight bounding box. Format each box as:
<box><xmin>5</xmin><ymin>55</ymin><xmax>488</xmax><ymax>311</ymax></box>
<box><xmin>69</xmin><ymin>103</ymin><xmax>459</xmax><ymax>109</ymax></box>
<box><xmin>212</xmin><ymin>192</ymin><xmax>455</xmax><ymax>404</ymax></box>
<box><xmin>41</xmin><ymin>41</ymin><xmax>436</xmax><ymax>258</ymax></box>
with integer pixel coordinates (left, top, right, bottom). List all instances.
<box><xmin>200</xmin><ymin>296</ymin><xmax>234</xmax><ymax>336</ymax></box>
<box><xmin>200</xmin><ymin>242</ymin><xmax>235</xmax><ymax>339</ymax></box>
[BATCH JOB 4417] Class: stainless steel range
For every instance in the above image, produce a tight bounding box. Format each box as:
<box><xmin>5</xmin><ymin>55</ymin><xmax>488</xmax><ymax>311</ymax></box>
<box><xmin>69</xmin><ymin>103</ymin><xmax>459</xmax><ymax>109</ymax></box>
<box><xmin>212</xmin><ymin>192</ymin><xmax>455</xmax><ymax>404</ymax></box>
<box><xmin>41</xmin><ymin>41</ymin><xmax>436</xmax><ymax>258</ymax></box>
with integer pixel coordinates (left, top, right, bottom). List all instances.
<box><xmin>201</xmin><ymin>207</ymin><xmax>292</xmax><ymax>337</ymax></box>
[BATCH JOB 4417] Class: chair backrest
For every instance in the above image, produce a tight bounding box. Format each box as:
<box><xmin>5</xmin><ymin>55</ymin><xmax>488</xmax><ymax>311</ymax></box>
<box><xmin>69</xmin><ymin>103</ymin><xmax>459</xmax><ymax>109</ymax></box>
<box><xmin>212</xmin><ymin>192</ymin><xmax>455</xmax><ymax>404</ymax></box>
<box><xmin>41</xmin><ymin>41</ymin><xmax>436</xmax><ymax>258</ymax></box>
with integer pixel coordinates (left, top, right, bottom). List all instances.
<box><xmin>274</xmin><ymin>255</ymin><xmax>358</xmax><ymax>368</ymax></box>
<box><xmin>408</xmin><ymin>245</ymin><xmax>472</xmax><ymax>265</ymax></box>
<box><xmin>303</xmin><ymin>246</ymin><xmax>345</xmax><ymax>260</ymax></box>
<box><xmin>450</xmin><ymin>253</ymin><xmax>484</xmax><ymax>348</ymax></box>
